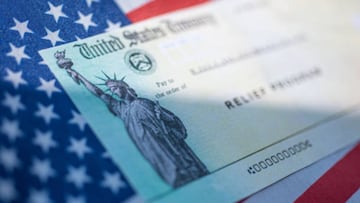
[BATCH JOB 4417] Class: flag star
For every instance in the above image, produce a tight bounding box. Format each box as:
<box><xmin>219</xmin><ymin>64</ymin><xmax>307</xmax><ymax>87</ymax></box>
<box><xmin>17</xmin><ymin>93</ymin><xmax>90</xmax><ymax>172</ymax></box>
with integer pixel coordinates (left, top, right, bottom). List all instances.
<box><xmin>2</xmin><ymin>92</ymin><xmax>25</xmax><ymax>114</ymax></box>
<box><xmin>75</xmin><ymin>12</ymin><xmax>96</xmax><ymax>32</ymax></box>
<box><xmin>66</xmin><ymin>166</ymin><xmax>91</xmax><ymax>189</ymax></box>
<box><xmin>102</xmin><ymin>152</ymin><xmax>111</xmax><ymax>159</ymax></box>
<box><xmin>33</xmin><ymin>130</ymin><xmax>57</xmax><ymax>153</ymax></box>
<box><xmin>10</xmin><ymin>18</ymin><xmax>33</xmax><ymax>39</ymax></box>
<box><xmin>0</xmin><ymin>178</ymin><xmax>17</xmax><ymax>202</ymax></box>
<box><xmin>28</xmin><ymin>189</ymin><xmax>52</xmax><ymax>203</ymax></box>
<box><xmin>69</xmin><ymin>111</ymin><xmax>87</xmax><ymax>131</ymax></box>
<box><xmin>85</xmin><ymin>0</ymin><xmax>99</xmax><ymax>7</ymax></box>
<box><xmin>0</xmin><ymin>147</ymin><xmax>20</xmax><ymax>172</ymax></box>
<box><xmin>45</xmin><ymin>2</ymin><xmax>68</xmax><ymax>23</ymax></box>
<box><xmin>75</xmin><ymin>35</ymin><xmax>82</xmax><ymax>41</ymax></box>
<box><xmin>38</xmin><ymin>59</ymin><xmax>47</xmax><ymax>66</ymax></box>
<box><xmin>66</xmin><ymin>195</ymin><xmax>85</xmax><ymax>203</ymax></box>
<box><xmin>36</xmin><ymin>78</ymin><xmax>61</xmax><ymax>98</ymax></box>
<box><xmin>105</xmin><ymin>20</ymin><xmax>122</xmax><ymax>33</ymax></box>
<box><xmin>35</xmin><ymin>103</ymin><xmax>59</xmax><ymax>124</ymax></box>
<box><xmin>67</xmin><ymin>137</ymin><xmax>92</xmax><ymax>159</ymax></box>
<box><xmin>3</xmin><ymin>69</ymin><xmax>27</xmax><ymax>89</ymax></box>
<box><xmin>101</xmin><ymin>171</ymin><xmax>125</xmax><ymax>194</ymax></box>
<box><xmin>30</xmin><ymin>158</ymin><xmax>56</xmax><ymax>183</ymax></box>
<box><xmin>0</xmin><ymin>118</ymin><xmax>23</xmax><ymax>142</ymax></box>
<box><xmin>6</xmin><ymin>43</ymin><xmax>30</xmax><ymax>65</ymax></box>
<box><xmin>42</xmin><ymin>28</ymin><xmax>64</xmax><ymax>46</ymax></box>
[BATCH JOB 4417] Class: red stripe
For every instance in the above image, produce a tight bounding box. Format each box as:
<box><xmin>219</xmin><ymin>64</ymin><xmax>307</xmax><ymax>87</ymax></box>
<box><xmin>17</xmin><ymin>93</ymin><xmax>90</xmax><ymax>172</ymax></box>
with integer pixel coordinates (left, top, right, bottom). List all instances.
<box><xmin>295</xmin><ymin>143</ymin><xmax>360</xmax><ymax>203</ymax></box>
<box><xmin>236</xmin><ymin>198</ymin><xmax>247</xmax><ymax>203</ymax></box>
<box><xmin>127</xmin><ymin>0</ymin><xmax>209</xmax><ymax>22</ymax></box>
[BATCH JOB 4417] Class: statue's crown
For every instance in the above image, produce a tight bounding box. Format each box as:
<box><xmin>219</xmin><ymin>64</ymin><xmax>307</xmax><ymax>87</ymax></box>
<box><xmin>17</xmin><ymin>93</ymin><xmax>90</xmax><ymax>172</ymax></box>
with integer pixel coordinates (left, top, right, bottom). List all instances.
<box><xmin>96</xmin><ymin>71</ymin><xmax>128</xmax><ymax>89</ymax></box>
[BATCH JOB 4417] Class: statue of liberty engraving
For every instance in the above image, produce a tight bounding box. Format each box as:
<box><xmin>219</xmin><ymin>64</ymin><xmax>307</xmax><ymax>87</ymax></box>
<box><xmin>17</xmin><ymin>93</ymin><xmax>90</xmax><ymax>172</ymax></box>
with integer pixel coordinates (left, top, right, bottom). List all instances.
<box><xmin>54</xmin><ymin>50</ymin><xmax>208</xmax><ymax>188</ymax></box>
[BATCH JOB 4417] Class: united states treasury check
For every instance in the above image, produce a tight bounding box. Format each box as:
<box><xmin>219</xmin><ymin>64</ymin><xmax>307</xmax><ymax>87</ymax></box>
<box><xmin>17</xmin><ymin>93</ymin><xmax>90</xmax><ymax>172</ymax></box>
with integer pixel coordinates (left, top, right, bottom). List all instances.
<box><xmin>40</xmin><ymin>0</ymin><xmax>360</xmax><ymax>202</ymax></box>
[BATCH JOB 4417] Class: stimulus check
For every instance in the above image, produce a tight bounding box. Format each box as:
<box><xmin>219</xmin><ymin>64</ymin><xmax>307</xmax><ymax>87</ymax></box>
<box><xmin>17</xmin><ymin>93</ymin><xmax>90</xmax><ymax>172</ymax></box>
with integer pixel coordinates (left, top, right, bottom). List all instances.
<box><xmin>40</xmin><ymin>0</ymin><xmax>360</xmax><ymax>202</ymax></box>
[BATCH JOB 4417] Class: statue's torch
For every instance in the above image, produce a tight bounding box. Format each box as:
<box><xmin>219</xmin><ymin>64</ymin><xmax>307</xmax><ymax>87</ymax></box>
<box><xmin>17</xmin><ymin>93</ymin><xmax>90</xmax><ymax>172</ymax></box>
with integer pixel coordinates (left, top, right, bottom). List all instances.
<box><xmin>54</xmin><ymin>50</ymin><xmax>80</xmax><ymax>85</ymax></box>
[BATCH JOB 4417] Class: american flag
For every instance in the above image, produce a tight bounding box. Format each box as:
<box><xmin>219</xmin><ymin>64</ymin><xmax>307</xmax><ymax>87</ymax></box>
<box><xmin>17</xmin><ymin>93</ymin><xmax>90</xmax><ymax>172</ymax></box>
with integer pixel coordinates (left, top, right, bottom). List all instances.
<box><xmin>0</xmin><ymin>0</ymin><xmax>139</xmax><ymax>203</ymax></box>
<box><xmin>1</xmin><ymin>0</ymin><xmax>359</xmax><ymax>202</ymax></box>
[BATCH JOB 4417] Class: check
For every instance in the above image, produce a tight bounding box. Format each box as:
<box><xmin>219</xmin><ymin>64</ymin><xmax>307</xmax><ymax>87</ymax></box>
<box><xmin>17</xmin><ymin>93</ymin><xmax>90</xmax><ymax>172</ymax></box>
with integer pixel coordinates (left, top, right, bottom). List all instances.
<box><xmin>40</xmin><ymin>0</ymin><xmax>360</xmax><ymax>202</ymax></box>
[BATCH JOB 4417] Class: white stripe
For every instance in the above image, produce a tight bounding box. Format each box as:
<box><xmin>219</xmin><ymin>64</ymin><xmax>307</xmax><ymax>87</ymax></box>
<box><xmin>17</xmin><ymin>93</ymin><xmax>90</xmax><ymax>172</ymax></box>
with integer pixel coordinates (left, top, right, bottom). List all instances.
<box><xmin>114</xmin><ymin>0</ymin><xmax>152</xmax><ymax>13</ymax></box>
<box><xmin>346</xmin><ymin>188</ymin><xmax>360</xmax><ymax>203</ymax></box>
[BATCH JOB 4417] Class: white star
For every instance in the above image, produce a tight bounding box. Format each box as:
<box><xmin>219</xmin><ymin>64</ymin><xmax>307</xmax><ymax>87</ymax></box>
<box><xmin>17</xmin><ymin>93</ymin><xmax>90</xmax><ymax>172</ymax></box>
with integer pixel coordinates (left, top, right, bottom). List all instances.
<box><xmin>69</xmin><ymin>111</ymin><xmax>87</xmax><ymax>131</ymax></box>
<box><xmin>28</xmin><ymin>189</ymin><xmax>52</xmax><ymax>203</ymax></box>
<box><xmin>10</xmin><ymin>18</ymin><xmax>33</xmax><ymax>39</ymax></box>
<box><xmin>30</xmin><ymin>158</ymin><xmax>56</xmax><ymax>183</ymax></box>
<box><xmin>3</xmin><ymin>69</ymin><xmax>27</xmax><ymax>89</ymax></box>
<box><xmin>38</xmin><ymin>59</ymin><xmax>47</xmax><ymax>66</ymax></box>
<box><xmin>67</xmin><ymin>137</ymin><xmax>92</xmax><ymax>159</ymax></box>
<box><xmin>36</xmin><ymin>78</ymin><xmax>61</xmax><ymax>98</ymax></box>
<box><xmin>66</xmin><ymin>195</ymin><xmax>85</xmax><ymax>203</ymax></box>
<box><xmin>101</xmin><ymin>171</ymin><xmax>125</xmax><ymax>194</ymax></box>
<box><xmin>105</xmin><ymin>20</ymin><xmax>122</xmax><ymax>33</ymax></box>
<box><xmin>74</xmin><ymin>35</ymin><xmax>82</xmax><ymax>41</ymax></box>
<box><xmin>2</xmin><ymin>92</ymin><xmax>25</xmax><ymax>114</ymax></box>
<box><xmin>0</xmin><ymin>147</ymin><xmax>20</xmax><ymax>172</ymax></box>
<box><xmin>35</xmin><ymin>103</ymin><xmax>59</xmax><ymax>124</ymax></box>
<box><xmin>6</xmin><ymin>43</ymin><xmax>30</xmax><ymax>65</ymax></box>
<box><xmin>0</xmin><ymin>118</ymin><xmax>23</xmax><ymax>142</ymax></box>
<box><xmin>75</xmin><ymin>12</ymin><xmax>96</xmax><ymax>32</ymax></box>
<box><xmin>45</xmin><ymin>2</ymin><xmax>68</xmax><ymax>23</ymax></box>
<box><xmin>85</xmin><ymin>0</ymin><xmax>99</xmax><ymax>7</ymax></box>
<box><xmin>66</xmin><ymin>166</ymin><xmax>91</xmax><ymax>189</ymax></box>
<box><xmin>42</xmin><ymin>28</ymin><xmax>64</xmax><ymax>46</ymax></box>
<box><xmin>0</xmin><ymin>178</ymin><xmax>17</xmax><ymax>203</ymax></box>
<box><xmin>33</xmin><ymin>130</ymin><xmax>57</xmax><ymax>153</ymax></box>
<box><xmin>102</xmin><ymin>152</ymin><xmax>111</xmax><ymax>159</ymax></box>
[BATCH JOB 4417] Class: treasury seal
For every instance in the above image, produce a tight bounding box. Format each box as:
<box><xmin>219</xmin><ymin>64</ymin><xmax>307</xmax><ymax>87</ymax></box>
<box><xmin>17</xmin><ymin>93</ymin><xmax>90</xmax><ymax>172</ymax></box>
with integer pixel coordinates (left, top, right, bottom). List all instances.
<box><xmin>124</xmin><ymin>49</ymin><xmax>156</xmax><ymax>75</ymax></box>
